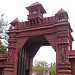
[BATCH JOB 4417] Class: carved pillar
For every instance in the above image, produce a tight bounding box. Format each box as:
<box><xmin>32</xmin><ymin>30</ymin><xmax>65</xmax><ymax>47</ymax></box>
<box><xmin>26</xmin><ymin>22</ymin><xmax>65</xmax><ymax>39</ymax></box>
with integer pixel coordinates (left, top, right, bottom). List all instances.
<box><xmin>6</xmin><ymin>38</ymin><xmax>16</xmax><ymax>64</ymax></box>
<box><xmin>56</xmin><ymin>44</ymin><xmax>69</xmax><ymax>63</ymax></box>
<box><xmin>56</xmin><ymin>31</ymin><xmax>71</xmax><ymax>75</ymax></box>
<box><xmin>14</xmin><ymin>37</ymin><xmax>28</xmax><ymax>75</ymax></box>
<box><xmin>4</xmin><ymin>36</ymin><xmax>17</xmax><ymax>75</ymax></box>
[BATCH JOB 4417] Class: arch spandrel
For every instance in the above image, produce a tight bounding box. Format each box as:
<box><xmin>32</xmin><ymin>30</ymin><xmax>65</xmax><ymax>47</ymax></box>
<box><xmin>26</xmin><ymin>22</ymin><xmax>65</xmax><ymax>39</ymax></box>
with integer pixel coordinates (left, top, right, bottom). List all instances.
<box><xmin>44</xmin><ymin>34</ymin><xmax>56</xmax><ymax>51</ymax></box>
<box><xmin>16</xmin><ymin>37</ymin><xmax>29</xmax><ymax>53</ymax></box>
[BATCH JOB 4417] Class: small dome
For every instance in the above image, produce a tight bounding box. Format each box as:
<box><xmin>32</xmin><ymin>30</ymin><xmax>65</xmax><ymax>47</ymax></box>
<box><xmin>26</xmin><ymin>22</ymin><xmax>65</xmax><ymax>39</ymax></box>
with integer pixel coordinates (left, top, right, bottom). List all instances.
<box><xmin>56</xmin><ymin>8</ymin><xmax>67</xmax><ymax>14</ymax></box>
<box><xmin>30</xmin><ymin>2</ymin><xmax>41</xmax><ymax>6</ymax></box>
<box><xmin>11</xmin><ymin>17</ymin><xmax>20</xmax><ymax>23</ymax></box>
<box><xmin>10</xmin><ymin>17</ymin><xmax>20</xmax><ymax>26</ymax></box>
<box><xmin>26</xmin><ymin>2</ymin><xmax>46</xmax><ymax>14</ymax></box>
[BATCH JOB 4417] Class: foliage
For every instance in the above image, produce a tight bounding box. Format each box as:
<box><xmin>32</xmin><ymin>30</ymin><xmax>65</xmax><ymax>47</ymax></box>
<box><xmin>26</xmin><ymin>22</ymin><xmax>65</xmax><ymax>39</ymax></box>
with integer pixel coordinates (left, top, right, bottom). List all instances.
<box><xmin>0</xmin><ymin>14</ymin><xmax>9</xmax><ymax>53</ymax></box>
<box><xmin>33</xmin><ymin>60</ymin><xmax>56</xmax><ymax>75</ymax></box>
<box><xmin>33</xmin><ymin>60</ymin><xmax>48</xmax><ymax>75</ymax></box>
<box><xmin>0</xmin><ymin>41</ymin><xmax>7</xmax><ymax>54</ymax></box>
<box><xmin>0</xmin><ymin>14</ymin><xmax>8</xmax><ymax>41</ymax></box>
<box><xmin>49</xmin><ymin>62</ymin><xmax>56</xmax><ymax>75</ymax></box>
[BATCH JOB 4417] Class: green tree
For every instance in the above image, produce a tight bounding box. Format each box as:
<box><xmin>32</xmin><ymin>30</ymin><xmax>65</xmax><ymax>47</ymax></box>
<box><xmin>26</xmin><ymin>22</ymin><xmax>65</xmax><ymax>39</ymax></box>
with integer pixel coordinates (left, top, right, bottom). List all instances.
<box><xmin>0</xmin><ymin>41</ymin><xmax>7</xmax><ymax>54</ymax></box>
<box><xmin>33</xmin><ymin>60</ymin><xmax>49</xmax><ymax>75</ymax></box>
<box><xmin>33</xmin><ymin>60</ymin><xmax>56</xmax><ymax>75</ymax></box>
<box><xmin>0</xmin><ymin>14</ymin><xmax>9</xmax><ymax>53</ymax></box>
<box><xmin>0</xmin><ymin>14</ymin><xmax>8</xmax><ymax>41</ymax></box>
<box><xmin>49</xmin><ymin>62</ymin><xmax>56</xmax><ymax>75</ymax></box>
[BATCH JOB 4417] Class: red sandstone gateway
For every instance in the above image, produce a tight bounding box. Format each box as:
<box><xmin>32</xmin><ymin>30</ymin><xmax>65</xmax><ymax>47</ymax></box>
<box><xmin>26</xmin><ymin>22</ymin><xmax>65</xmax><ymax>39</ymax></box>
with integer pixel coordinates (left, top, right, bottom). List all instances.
<box><xmin>0</xmin><ymin>2</ymin><xmax>75</xmax><ymax>75</ymax></box>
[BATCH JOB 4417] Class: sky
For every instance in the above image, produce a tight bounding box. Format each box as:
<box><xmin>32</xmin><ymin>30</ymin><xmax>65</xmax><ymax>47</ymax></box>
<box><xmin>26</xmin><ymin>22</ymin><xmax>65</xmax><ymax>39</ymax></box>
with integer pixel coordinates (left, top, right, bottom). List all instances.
<box><xmin>0</xmin><ymin>0</ymin><xmax>75</xmax><ymax>64</ymax></box>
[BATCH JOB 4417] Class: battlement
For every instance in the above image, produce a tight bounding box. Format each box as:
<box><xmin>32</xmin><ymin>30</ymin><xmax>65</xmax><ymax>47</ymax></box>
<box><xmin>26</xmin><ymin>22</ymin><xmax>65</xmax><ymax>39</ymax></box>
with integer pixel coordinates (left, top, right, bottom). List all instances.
<box><xmin>20</xmin><ymin>16</ymin><xmax>55</xmax><ymax>28</ymax></box>
<box><xmin>11</xmin><ymin>16</ymin><xmax>68</xmax><ymax>30</ymax></box>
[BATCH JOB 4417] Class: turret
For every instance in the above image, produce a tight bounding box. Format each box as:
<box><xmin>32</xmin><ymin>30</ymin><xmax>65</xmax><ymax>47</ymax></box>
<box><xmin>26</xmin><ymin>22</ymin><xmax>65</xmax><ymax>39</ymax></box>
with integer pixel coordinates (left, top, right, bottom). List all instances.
<box><xmin>55</xmin><ymin>8</ymin><xmax>68</xmax><ymax>21</ymax></box>
<box><xmin>10</xmin><ymin>17</ymin><xmax>20</xmax><ymax>28</ymax></box>
<box><xmin>10</xmin><ymin>18</ymin><xmax>20</xmax><ymax>27</ymax></box>
<box><xmin>26</xmin><ymin>2</ymin><xmax>46</xmax><ymax>25</ymax></box>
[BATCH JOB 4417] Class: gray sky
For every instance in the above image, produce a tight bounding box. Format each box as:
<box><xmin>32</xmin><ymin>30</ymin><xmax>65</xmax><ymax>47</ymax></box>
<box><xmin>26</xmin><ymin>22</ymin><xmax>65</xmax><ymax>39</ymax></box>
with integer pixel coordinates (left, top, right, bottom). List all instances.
<box><xmin>0</xmin><ymin>0</ymin><xmax>75</xmax><ymax>63</ymax></box>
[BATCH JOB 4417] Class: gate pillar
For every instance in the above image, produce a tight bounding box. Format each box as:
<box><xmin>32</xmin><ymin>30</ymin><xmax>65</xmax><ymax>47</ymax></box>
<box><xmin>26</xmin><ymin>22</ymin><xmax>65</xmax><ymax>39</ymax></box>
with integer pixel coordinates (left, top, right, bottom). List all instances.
<box><xmin>56</xmin><ymin>30</ymin><xmax>71</xmax><ymax>75</ymax></box>
<box><xmin>45</xmin><ymin>26</ymin><xmax>72</xmax><ymax>75</ymax></box>
<box><xmin>4</xmin><ymin>28</ymin><xmax>29</xmax><ymax>75</ymax></box>
<box><xmin>14</xmin><ymin>37</ymin><xmax>28</xmax><ymax>75</ymax></box>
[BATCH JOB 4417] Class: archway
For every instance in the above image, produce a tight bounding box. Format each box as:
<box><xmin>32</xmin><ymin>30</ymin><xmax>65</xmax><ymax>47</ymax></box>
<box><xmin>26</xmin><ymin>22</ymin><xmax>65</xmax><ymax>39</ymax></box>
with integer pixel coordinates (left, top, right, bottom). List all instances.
<box><xmin>3</xmin><ymin>2</ymin><xmax>75</xmax><ymax>75</ymax></box>
<box><xmin>17</xmin><ymin>35</ymin><xmax>54</xmax><ymax>75</ymax></box>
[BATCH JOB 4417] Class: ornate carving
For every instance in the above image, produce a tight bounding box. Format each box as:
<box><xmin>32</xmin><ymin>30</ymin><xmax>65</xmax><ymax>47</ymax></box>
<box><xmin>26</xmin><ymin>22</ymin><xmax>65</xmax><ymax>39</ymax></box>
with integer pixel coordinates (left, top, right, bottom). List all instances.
<box><xmin>58</xmin><ymin>43</ymin><xmax>69</xmax><ymax>63</ymax></box>
<box><xmin>57</xmin><ymin>37</ymin><xmax>69</xmax><ymax>44</ymax></box>
<box><xmin>5</xmin><ymin>49</ymin><xmax>14</xmax><ymax>64</ymax></box>
<box><xmin>60</xmin><ymin>44</ymin><xmax>66</xmax><ymax>61</ymax></box>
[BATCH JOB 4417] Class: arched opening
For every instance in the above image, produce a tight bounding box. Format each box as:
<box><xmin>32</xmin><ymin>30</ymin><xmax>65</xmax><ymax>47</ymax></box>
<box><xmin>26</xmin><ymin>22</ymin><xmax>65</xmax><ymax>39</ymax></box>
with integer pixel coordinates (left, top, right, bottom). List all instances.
<box><xmin>17</xmin><ymin>35</ymin><xmax>56</xmax><ymax>75</ymax></box>
<box><xmin>33</xmin><ymin>46</ymin><xmax>56</xmax><ymax>64</ymax></box>
<box><xmin>33</xmin><ymin>46</ymin><xmax>56</xmax><ymax>75</ymax></box>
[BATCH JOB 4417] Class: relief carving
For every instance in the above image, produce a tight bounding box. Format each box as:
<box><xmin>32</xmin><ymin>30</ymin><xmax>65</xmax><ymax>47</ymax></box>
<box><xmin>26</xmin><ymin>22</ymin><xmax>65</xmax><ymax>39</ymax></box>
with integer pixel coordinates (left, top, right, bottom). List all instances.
<box><xmin>58</xmin><ymin>44</ymin><xmax>69</xmax><ymax>63</ymax></box>
<box><xmin>5</xmin><ymin>49</ymin><xmax>14</xmax><ymax>64</ymax></box>
<box><xmin>60</xmin><ymin>44</ymin><xmax>66</xmax><ymax>61</ymax></box>
<box><xmin>57</xmin><ymin>37</ymin><xmax>69</xmax><ymax>43</ymax></box>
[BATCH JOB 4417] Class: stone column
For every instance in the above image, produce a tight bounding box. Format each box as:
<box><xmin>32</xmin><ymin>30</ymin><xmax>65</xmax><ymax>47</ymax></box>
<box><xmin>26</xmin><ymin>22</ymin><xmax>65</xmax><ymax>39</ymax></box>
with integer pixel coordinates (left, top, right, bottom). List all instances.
<box><xmin>14</xmin><ymin>37</ymin><xmax>28</xmax><ymax>75</ymax></box>
<box><xmin>56</xmin><ymin>32</ymin><xmax>71</xmax><ymax>75</ymax></box>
